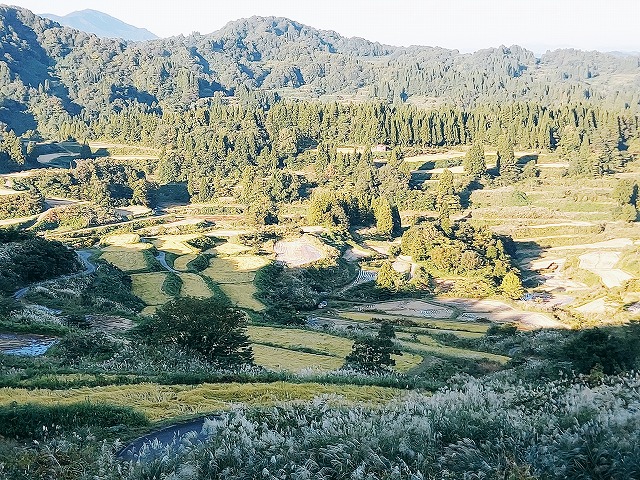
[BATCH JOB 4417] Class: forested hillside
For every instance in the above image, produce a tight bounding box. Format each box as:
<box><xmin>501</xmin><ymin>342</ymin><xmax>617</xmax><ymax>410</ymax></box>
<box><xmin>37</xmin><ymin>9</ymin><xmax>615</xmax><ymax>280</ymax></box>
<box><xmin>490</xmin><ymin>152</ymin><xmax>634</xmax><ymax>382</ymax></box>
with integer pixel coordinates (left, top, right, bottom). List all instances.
<box><xmin>0</xmin><ymin>5</ymin><xmax>639</xmax><ymax>138</ymax></box>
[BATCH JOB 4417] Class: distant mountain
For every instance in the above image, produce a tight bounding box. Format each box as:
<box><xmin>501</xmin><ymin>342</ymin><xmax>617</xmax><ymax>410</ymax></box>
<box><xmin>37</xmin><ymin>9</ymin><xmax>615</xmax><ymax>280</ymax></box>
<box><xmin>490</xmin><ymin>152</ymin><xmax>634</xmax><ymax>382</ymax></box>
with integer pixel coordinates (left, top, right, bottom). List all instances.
<box><xmin>41</xmin><ymin>9</ymin><xmax>157</xmax><ymax>41</ymax></box>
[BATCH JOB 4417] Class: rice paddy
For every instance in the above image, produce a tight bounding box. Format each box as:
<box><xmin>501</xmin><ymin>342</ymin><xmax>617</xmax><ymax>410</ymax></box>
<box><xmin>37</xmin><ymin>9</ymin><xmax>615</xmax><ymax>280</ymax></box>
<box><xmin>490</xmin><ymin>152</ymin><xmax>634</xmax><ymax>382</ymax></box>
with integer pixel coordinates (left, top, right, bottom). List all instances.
<box><xmin>0</xmin><ymin>382</ymin><xmax>402</xmax><ymax>421</ymax></box>
<box><xmin>174</xmin><ymin>254</ymin><xmax>198</xmax><ymax>271</ymax></box>
<box><xmin>202</xmin><ymin>256</ymin><xmax>271</xmax><ymax>284</ymax></box>
<box><xmin>177</xmin><ymin>273</ymin><xmax>213</xmax><ymax>298</ymax></box>
<box><xmin>252</xmin><ymin>344</ymin><xmax>344</xmax><ymax>372</ymax></box>
<box><xmin>150</xmin><ymin>235</ymin><xmax>199</xmax><ymax>255</ymax></box>
<box><xmin>130</xmin><ymin>273</ymin><xmax>172</xmax><ymax>306</ymax></box>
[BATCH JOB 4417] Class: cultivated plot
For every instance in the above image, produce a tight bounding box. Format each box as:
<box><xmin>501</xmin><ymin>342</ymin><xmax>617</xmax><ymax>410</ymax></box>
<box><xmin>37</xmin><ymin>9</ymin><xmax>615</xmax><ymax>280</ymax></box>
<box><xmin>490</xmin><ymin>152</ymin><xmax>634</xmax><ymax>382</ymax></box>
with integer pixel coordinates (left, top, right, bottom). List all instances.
<box><xmin>130</xmin><ymin>272</ymin><xmax>171</xmax><ymax>306</ymax></box>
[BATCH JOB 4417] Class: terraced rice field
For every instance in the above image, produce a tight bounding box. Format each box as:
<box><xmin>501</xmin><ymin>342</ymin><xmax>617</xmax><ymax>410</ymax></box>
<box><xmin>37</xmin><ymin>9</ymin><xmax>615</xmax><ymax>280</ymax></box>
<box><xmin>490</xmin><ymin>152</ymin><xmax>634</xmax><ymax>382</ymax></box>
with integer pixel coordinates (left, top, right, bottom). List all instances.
<box><xmin>202</xmin><ymin>256</ymin><xmax>271</xmax><ymax>284</ymax></box>
<box><xmin>399</xmin><ymin>338</ymin><xmax>510</xmax><ymax>364</ymax></box>
<box><xmin>130</xmin><ymin>272</ymin><xmax>171</xmax><ymax>306</ymax></box>
<box><xmin>0</xmin><ymin>382</ymin><xmax>401</xmax><ymax>421</ymax></box>
<box><xmin>214</xmin><ymin>242</ymin><xmax>252</xmax><ymax>255</ymax></box>
<box><xmin>151</xmin><ymin>235</ymin><xmax>199</xmax><ymax>255</ymax></box>
<box><xmin>252</xmin><ymin>344</ymin><xmax>344</xmax><ymax>372</ymax></box>
<box><xmin>178</xmin><ymin>273</ymin><xmax>213</xmax><ymax>298</ymax></box>
<box><xmin>220</xmin><ymin>283</ymin><xmax>265</xmax><ymax>311</ymax></box>
<box><xmin>174</xmin><ymin>254</ymin><xmax>198</xmax><ymax>271</ymax></box>
<box><xmin>340</xmin><ymin>312</ymin><xmax>490</xmax><ymax>334</ymax></box>
<box><xmin>100</xmin><ymin>234</ymin><xmax>153</xmax><ymax>272</ymax></box>
<box><xmin>248</xmin><ymin>326</ymin><xmax>422</xmax><ymax>373</ymax></box>
<box><xmin>248</xmin><ymin>326</ymin><xmax>353</xmax><ymax>357</ymax></box>
<box><xmin>100</xmin><ymin>245</ymin><xmax>151</xmax><ymax>272</ymax></box>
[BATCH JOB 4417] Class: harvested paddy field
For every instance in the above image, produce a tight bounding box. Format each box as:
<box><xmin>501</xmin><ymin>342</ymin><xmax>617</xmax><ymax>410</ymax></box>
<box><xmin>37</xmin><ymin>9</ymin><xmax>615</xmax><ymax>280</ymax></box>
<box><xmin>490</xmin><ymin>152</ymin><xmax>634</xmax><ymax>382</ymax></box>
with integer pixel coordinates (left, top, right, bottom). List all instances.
<box><xmin>339</xmin><ymin>298</ymin><xmax>561</xmax><ymax>330</ymax></box>
<box><xmin>0</xmin><ymin>382</ymin><xmax>402</xmax><ymax>421</ymax></box>
<box><xmin>130</xmin><ymin>272</ymin><xmax>171</xmax><ymax>306</ymax></box>
<box><xmin>177</xmin><ymin>273</ymin><xmax>213</xmax><ymax>298</ymax></box>
<box><xmin>579</xmin><ymin>251</ymin><xmax>633</xmax><ymax>288</ymax></box>
<box><xmin>173</xmin><ymin>254</ymin><xmax>198</xmax><ymax>271</ymax></box>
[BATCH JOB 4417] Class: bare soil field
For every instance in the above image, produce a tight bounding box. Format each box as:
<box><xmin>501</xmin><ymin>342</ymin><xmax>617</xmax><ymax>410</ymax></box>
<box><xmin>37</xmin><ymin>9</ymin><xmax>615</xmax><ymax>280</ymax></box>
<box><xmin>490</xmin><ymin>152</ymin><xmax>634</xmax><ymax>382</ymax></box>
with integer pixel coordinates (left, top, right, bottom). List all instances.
<box><xmin>274</xmin><ymin>236</ymin><xmax>327</xmax><ymax>267</ymax></box>
<box><xmin>353</xmin><ymin>300</ymin><xmax>455</xmax><ymax>319</ymax></box>
<box><xmin>579</xmin><ymin>251</ymin><xmax>633</xmax><ymax>288</ymax></box>
<box><xmin>437</xmin><ymin>298</ymin><xmax>564</xmax><ymax>329</ymax></box>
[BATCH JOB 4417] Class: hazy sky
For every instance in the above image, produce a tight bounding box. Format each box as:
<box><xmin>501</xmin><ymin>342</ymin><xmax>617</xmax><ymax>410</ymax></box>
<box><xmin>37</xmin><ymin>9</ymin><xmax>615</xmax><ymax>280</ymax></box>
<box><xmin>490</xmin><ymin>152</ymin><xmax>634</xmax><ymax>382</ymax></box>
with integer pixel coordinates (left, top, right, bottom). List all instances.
<box><xmin>7</xmin><ymin>0</ymin><xmax>640</xmax><ymax>53</ymax></box>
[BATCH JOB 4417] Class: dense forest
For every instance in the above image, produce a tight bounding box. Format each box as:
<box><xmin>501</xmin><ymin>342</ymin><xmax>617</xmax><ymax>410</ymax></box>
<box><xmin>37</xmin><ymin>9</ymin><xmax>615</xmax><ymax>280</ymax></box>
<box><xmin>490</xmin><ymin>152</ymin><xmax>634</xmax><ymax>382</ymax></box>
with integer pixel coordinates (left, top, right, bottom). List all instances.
<box><xmin>0</xmin><ymin>6</ymin><xmax>639</xmax><ymax>138</ymax></box>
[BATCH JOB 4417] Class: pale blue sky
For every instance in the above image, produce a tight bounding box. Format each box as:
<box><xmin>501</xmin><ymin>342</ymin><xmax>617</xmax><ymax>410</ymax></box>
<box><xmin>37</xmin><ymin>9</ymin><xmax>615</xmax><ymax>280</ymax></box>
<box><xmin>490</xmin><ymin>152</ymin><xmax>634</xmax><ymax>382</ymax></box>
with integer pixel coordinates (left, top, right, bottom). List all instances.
<box><xmin>6</xmin><ymin>0</ymin><xmax>640</xmax><ymax>53</ymax></box>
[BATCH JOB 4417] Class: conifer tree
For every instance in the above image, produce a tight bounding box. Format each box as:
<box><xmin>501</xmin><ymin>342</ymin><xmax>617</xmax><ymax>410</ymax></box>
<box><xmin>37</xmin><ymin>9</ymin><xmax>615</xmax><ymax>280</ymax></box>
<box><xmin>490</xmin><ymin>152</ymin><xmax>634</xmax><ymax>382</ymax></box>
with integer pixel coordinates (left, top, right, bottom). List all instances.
<box><xmin>496</xmin><ymin>135</ymin><xmax>519</xmax><ymax>183</ymax></box>
<box><xmin>344</xmin><ymin>321</ymin><xmax>401</xmax><ymax>373</ymax></box>
<box><xmin>500</xmin><ymin>272</ymin><xmax>524</xmax><ymax>299</ymax></box>
<box><xmin>463</xmin><ymin>142</ymin><xmax>486</xmax><ymax>180</ymax></box>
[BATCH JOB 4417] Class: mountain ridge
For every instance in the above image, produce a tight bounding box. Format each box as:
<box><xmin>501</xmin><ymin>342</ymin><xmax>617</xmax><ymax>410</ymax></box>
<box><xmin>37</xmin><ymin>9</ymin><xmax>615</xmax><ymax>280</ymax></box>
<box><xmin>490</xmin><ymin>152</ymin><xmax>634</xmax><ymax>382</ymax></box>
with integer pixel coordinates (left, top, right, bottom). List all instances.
<box><xmin>0</xmin><ymin>5</ymin><xmax>638</xmax><ymax>136</ymax></box>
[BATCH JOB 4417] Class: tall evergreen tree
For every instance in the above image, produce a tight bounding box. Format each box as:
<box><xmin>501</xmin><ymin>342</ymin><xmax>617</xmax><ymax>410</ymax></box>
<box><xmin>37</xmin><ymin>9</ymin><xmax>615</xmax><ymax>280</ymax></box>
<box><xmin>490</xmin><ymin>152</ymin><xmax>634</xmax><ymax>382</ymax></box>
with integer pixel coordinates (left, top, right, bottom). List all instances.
<box><xmin>496</xmin><ymin>135</ymin><xmax>519</xmax><ymax>183</ymax></box>
<box><xmin>463</xmin><ymin>142</ymin><xmax>486</xmax><ymax>180</ymax></box>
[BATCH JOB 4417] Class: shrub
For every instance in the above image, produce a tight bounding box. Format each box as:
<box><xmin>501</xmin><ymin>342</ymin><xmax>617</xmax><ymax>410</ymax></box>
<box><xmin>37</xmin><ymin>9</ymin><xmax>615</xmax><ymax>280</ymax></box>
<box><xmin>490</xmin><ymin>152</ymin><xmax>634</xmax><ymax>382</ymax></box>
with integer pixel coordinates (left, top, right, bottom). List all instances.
<box><xmin>0</xmin><ymin>402</ymin><xmax>148</xmax><ymax>440</ymax></box>
<box><xmin>161</xmin><ymin>272</ymin><xmax>183</xmax><ymax>296</ymax></box>
<box><xmin>134</xmin><ymin>297</ymin><xmax>254</xmax><ymax>367</ymax></box>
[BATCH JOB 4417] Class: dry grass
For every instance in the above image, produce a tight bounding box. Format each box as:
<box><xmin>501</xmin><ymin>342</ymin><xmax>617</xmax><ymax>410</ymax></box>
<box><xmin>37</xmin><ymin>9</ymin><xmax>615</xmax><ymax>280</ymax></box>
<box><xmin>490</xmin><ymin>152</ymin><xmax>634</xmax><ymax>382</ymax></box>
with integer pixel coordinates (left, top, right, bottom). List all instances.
<box><xmin>178</xmin><ymin>273</ymin><xmax>213</xmax><ymax>299</ymax></box>
<box><xmin>174</xmin><ymin>254</ymin><xmax>198</xmax><ymax>271</ymax></box>
<box><xmin>0</xmin><ymin>382</ymin><xmax>402</xmax><ymax>421</ymax></box>
<box><xmin>131</xmin><ymin>273</ymin><xmax>171</xmax><ymax>306</ymax></box>
<box><xmin>252</xmin><ymin>344</ymin><xmax>343</xmax><ymax>372</ymax></box>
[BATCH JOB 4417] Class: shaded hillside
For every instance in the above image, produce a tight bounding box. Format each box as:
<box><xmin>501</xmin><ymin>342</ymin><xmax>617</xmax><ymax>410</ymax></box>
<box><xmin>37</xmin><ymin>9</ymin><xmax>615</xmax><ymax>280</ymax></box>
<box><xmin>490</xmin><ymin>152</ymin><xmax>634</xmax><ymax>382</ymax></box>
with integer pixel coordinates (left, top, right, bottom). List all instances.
<box><xmin>0</xmin><ymin>6</ymin><xmax>639</xmax><ymax>135</ymax></box>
